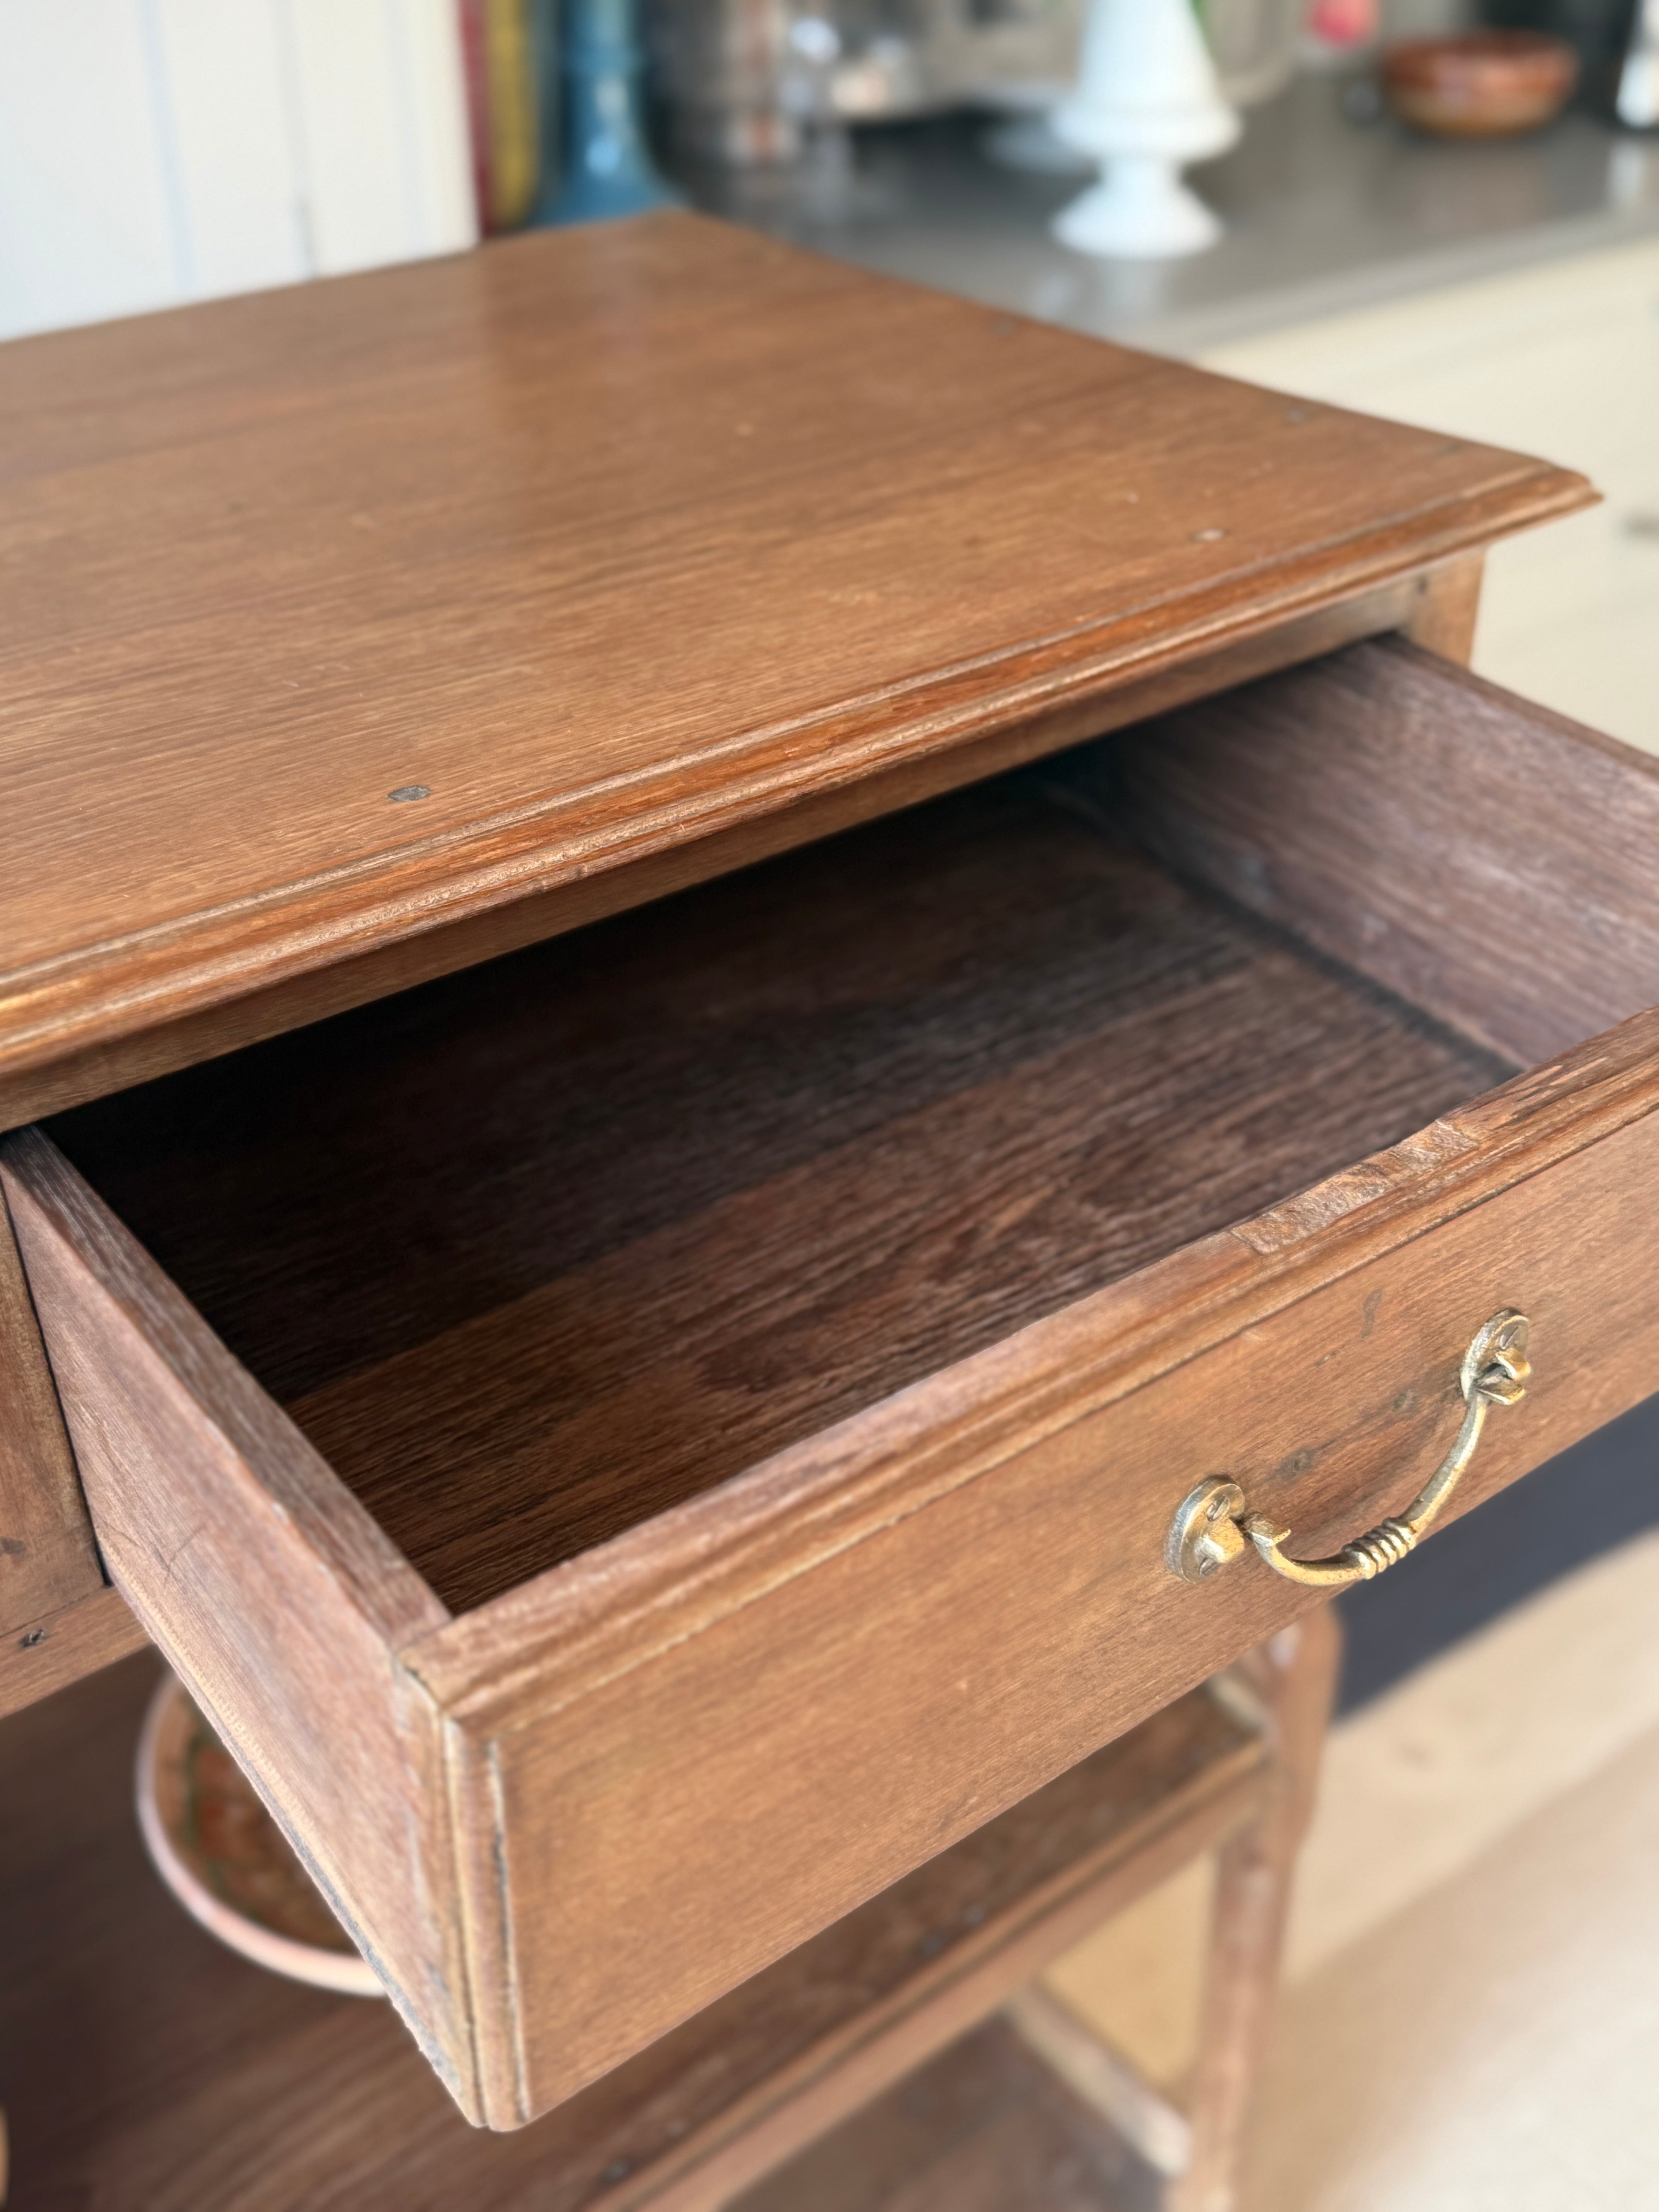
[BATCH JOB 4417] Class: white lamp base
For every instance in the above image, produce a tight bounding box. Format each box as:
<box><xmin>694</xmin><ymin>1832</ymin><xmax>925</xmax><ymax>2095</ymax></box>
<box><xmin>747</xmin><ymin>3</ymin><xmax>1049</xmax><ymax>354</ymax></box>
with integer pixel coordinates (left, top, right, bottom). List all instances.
<box><xmin>1052</xmin><ymin>153</ymin><xmax>1223</xmax><ymax>259</ymax></box>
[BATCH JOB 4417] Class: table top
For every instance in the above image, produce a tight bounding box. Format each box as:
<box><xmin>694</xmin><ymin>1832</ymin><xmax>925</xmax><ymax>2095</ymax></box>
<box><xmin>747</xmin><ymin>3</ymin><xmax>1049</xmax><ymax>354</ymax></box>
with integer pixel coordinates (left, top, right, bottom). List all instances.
<box><xmin>0</xmin><ymin>210</ymin><xmax>1587</xmax><ymax>1121</ymax></box>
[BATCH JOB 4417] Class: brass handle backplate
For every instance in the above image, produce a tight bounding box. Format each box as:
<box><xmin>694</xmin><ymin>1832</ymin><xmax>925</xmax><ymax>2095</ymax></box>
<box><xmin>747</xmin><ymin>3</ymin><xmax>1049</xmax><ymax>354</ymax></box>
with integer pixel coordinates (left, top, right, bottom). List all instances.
<box><xmin>1166</xmin><ymin>1310</ymin><xmax>1530</xmax><ymax>1590</ymax></box>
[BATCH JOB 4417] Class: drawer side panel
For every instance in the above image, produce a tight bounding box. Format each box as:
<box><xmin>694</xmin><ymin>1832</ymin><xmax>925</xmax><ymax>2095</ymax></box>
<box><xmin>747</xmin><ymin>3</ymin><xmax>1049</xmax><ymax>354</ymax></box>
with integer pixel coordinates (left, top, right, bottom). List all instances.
<box><xmin>0</xmin><ymin>1171</ymin><xmax>103</xmax><ymax>1633</ymax></box>
<box><xmin>0</xmin><ymin>1130</ymin><xmax>481</xmax><ymax>2121</ymax></box>
<box><xmin>1113</xmin><ymin>637</ymin><xmax>1659</xmax><ymax>1071</ymax></box>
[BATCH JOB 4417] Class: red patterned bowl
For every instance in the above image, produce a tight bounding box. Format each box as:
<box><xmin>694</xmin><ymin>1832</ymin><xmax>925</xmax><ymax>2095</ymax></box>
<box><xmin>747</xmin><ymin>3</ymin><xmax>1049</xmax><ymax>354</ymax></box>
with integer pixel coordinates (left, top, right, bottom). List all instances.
<box><xmin>137</xmin><ymin>1671</ymin><xmax>383</xmax><ymax>1996</ymax></box>
<box><xmin>1382</xmin><ymin>31</ymin><xmax>1578</xmax><ymax>137</ymax></box>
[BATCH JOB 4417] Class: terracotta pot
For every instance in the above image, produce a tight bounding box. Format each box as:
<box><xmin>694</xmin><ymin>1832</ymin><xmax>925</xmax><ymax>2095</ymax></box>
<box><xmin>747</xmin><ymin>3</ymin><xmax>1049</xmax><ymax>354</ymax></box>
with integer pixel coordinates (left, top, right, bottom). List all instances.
<box><xmin>1381</xmin><ymin>30</ymin><xmax>1578</xmax><ymax>136</ymax></box>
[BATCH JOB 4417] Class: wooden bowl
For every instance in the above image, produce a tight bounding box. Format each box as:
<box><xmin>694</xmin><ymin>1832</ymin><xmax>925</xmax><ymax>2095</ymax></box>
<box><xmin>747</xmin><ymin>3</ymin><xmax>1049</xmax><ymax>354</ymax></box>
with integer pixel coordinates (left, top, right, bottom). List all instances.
<box><xmin>1381</xmin><ymin>31</ymin><xmax>1578</xmax><ymax>137</ymax></box>
<box><xmin>136</xmin><ymin>1671</ymin><xmax>383</xmax><ymax>1997</ymax></box>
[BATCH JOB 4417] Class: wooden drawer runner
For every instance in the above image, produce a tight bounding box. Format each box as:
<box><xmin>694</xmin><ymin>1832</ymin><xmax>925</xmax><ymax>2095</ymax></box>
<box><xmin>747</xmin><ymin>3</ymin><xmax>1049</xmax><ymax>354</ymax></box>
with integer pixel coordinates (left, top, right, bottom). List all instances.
<box><xmin>5</xmin><ymin>637</ymin><xmax>1659</xmax><ymax>2128</ymax></box>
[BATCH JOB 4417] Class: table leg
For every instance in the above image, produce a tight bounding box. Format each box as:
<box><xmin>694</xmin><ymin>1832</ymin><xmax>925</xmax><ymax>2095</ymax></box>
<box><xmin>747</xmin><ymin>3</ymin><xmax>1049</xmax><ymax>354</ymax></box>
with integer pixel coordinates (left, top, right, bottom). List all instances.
<box><xmin>1404</xmin><ymin>553</ymin><xmax>1484</xmax><ymax>666</ymax></box>
<box><xmin>1169</xmin><ymin>1603</ymin><xmax>1343</xmax><ymax>2212</ymax></box>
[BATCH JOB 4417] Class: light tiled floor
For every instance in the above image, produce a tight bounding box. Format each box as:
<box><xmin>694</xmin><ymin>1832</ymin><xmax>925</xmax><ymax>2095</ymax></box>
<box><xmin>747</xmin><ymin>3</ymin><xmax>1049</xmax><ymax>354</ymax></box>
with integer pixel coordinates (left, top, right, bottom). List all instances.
<box><xmin>1044</xmin><ymin>1530</ymin><xmax>1659</xmax><ymax>2207</ymax></box>
<box><xmin>1244</xmin><ymin>1710</ymin><xmax>1659</xmax><ymax>2211</ymax></box>
<box><xmin>1286</xmin><ymin>1527</ymin><xmax>1659</xmax><ymax>1980</ymax></box>
<box><xmin>1199</xmin><ymin>239</ymin><xmax>1659</xmax><ymax>757</ymax></box>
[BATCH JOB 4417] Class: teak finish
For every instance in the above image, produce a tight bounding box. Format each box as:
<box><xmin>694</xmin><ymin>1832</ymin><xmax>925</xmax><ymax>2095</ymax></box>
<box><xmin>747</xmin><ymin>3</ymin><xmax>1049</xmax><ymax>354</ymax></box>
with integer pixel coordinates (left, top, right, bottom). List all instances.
<box><xmin>0</xmin><ymin>215</ymin><xmax>1588</xmax><ymax>1127</ymax></box>
<box><xmin>9</xmin><ymin>639</ymin><xmax>1659</xmax><ymax>2129</ymax></box>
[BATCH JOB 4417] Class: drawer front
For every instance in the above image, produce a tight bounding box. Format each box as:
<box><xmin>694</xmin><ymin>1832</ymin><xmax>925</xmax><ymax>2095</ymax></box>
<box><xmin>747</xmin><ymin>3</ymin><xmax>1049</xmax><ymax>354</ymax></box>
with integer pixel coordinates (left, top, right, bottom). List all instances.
<box><xmin>9</xmin><ymin>994</ymin><xmax>1659</xmax><ymax>2118</ymax></box>
<box><xmin>407</xmin><ymin>1096</ymin><xmax>1659</xmax><ymax>2122</ymax></box>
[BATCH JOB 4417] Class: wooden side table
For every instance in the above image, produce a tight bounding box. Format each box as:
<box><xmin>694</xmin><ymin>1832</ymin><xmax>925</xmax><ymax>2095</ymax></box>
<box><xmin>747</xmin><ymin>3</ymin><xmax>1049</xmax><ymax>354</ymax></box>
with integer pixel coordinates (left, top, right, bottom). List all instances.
<box><xmin>2</xmin><ymin>210</ymin><xmax>1653</xmax><ymax>2200</ymax></box>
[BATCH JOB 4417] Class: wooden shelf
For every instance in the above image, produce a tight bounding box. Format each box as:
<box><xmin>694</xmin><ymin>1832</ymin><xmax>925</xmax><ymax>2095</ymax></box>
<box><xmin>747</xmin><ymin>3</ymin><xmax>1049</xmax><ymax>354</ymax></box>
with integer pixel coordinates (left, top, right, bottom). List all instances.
<box><xmin>0</xmin><ymin>1655</ymin><xmax>1262</xmax><ymax>2210</ymax></box>
<box><xmin>728</xmin><ymin>2017</ymin><xmax>1163</xmax><ymax>2212</ymax></box>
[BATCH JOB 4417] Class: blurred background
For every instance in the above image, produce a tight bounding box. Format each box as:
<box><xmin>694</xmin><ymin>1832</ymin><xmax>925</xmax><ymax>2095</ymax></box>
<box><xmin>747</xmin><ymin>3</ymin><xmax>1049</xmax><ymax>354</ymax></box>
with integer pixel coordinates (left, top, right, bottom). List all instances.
<box><xmin>3</xmin><ymin>5</ymin><xmax>1657</xmax><ymax>2204</ymax></box>
<box><xmin>2</xmin><ymin>0</ymin><xmax>1656</xmax><ymax>752</ymax></box>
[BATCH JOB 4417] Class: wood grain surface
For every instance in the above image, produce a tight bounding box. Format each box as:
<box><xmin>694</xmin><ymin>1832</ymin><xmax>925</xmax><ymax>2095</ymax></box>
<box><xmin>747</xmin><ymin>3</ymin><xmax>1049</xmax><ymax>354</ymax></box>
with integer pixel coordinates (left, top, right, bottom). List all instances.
<box><xmin>421</xmin><ymin>1091</ymin><xmax>1659</xmax><ymax>2120</ymax></box>
<box><xmin>1400</xmin><ymin>552</ymin><xmax>1484</xmax><ymax>664</ymax></box>
<box><xmin>0</xmin><ymin>570</ymin><xmax>1437</xmax><ymax>1137</ymax></box>
<box><xmin>0</xmin><ymin>1128</ymin><xmax>475</xmax><ymax>2117</ymax></box>
<box><xmin>0</xmin><ymin>1173</ymin><xmax>102</xmax><ymax>1632</ymax></box>
<box><xmin>1111</xmin><ymin>638</ymin><xmax>1659</xmax><ymax>1070</ymax></box>
<box><xmin>46</xmin><ymin>772</ymin><xmax>1508</xmax><ymax>1613</ymax></box>
<box><xmin>14</xmin><ymin>641</ymin><xmax>1659</xmax><ymax>2122</ymax></box>
<box><xmin>562</xmin><ymin>1680</ymin><xmax>1263</xmax><ymax>2212</ymax></box>
<box><xmin>0</xmin><ymin>213</ymin><xmax>1589</xmax><ymax>1123</ymax></box>
<box><xmin>0</xmin><ymin>1581</ymin><xmax>144</xmax><ymax>1720</ymax></box>
<box><xmin>0</xmin><ymin>1654</ymin><xmax>1242</xmax><ymax>2211</ymax></box>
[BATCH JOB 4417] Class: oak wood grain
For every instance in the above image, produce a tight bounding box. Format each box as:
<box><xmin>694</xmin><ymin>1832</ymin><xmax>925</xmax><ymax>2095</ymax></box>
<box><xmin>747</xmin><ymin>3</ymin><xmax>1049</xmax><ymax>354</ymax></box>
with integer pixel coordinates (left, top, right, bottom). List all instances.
<box><xmin>408</xmin><ymin>1086</ymin><xmax>1659</xmax><ymax>2119</ymax></box>
<box><xmin>0</xmin><ymin>1173</ymin><xmax>102</xmax><ymax>1631</ymax></box>
<box><xmin>0</xmin><ymin>213</ymin><xmax>1590</xmax><ymax>1121</ymax></box>
<box><xmin>1109</xmin><ymin>638</ymin><xmax>1659</xmax><ymax>1070</ymax></box>
<box><xmin>1401</xmin><ymin>553</ymin><xmax>1484</xmax><ymax>664</ymax></box>
<box><xmin>0</xmin><ymin>568</ymin><xmax>1434</xmax><ymax>1136</ymax></box>
<box><xmin>0</xmin><ymin>1129</ymin><xmax>475</xmax><ymax>2118</ymax></box>
<box><xmin>46</xmin><ymin>775</ymin><xmax>1508</xmax><ymax>1613</ymax></box>
<box><xmin>0</xmin><ymin>1654</ymin><xmax>1247</xmax><ymax>2210</ymax></box>
<box><xmin>621</xmin><ymin>1700</ymin><xmax>1262</xmax><ymax>2212</ymax></box>
<box><xmin>680</xmin><ymin>1616</ymin><xmax>1339</xmax><ymax>2212</ymax></box>
<box><xmin>0</xmin><ymin>1581</ymin><xmax>144</xmax><ymax>1720</ymax></box>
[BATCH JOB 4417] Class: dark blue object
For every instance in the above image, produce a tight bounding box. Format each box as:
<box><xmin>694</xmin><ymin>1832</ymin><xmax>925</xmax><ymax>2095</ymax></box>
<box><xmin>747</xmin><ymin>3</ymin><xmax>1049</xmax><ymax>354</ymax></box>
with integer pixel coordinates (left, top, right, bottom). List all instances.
<box><xmin>540</xmin><ymin>0</ymin><xmax>676</xmax><ymax>225</ymax></box>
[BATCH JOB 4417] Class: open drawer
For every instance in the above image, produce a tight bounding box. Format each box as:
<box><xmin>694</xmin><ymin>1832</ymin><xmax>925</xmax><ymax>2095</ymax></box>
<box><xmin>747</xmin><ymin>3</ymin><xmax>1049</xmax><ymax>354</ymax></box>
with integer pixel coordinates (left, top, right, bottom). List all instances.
<box><xmin>6</xmin><ymin>637</ymin><xmax>1659</xmax><ymax>2129</ymax></box>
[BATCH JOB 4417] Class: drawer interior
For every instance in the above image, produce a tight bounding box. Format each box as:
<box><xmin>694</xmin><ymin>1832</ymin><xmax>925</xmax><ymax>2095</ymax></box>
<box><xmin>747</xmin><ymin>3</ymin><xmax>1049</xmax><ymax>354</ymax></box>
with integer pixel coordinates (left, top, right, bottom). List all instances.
<box><xmin>41</xmin><ymin>651</ymin><xmax>1539</xmax><ymax>1619</ymax></box>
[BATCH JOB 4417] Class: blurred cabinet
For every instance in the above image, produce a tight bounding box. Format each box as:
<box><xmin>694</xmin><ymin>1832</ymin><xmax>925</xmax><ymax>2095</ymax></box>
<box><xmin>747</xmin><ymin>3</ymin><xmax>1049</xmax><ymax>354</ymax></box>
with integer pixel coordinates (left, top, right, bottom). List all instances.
<box><xmin>1200</xmin><ymin>234</ymin><xmax>1659</xmax><ymax>752</ymax></box>
<box><xmin>0</xmin><ymin>0</ymin><xmax>477</xmax><ymax>342</ymax></box>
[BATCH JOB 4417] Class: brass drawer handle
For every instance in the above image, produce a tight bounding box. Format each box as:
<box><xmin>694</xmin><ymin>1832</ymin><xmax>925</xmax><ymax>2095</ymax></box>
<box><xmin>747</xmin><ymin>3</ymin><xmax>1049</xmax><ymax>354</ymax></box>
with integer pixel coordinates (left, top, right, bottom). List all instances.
<box><xmin>1166</xmin><ymin>1311</ymin><xmax>1530</xmax><ymax>1589</ymax></box>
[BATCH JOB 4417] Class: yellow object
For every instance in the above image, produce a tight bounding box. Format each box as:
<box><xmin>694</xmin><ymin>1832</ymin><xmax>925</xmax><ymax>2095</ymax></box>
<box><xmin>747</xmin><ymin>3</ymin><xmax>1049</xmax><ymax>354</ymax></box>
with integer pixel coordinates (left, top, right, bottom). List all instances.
<box><xmin>485</xmin><ymin>0</ymin><xmax>541</xmax><ymax>230</ymax></box>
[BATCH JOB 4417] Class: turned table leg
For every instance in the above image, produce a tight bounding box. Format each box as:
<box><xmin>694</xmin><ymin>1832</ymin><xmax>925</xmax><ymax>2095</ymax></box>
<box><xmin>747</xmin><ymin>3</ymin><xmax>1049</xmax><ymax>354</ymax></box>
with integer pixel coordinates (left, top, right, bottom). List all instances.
<box><xmin>1169</xmin><ymin>1604</ymin><xmax>1343</xmax><ymax>2212</ymax></box>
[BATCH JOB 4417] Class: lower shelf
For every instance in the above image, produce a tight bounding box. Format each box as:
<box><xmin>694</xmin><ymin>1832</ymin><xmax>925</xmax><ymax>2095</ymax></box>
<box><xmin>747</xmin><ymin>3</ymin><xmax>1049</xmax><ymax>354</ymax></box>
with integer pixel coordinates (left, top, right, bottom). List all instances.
<box><xmin>728</xmin><ymin>2016</ymin><xmax>1163</xmax><ymax>2212</ymax></box>
<box><xmin>0</xmin><ymin>1656</ymin><xmax>1262</xmax><ymax>2210</ymax></box>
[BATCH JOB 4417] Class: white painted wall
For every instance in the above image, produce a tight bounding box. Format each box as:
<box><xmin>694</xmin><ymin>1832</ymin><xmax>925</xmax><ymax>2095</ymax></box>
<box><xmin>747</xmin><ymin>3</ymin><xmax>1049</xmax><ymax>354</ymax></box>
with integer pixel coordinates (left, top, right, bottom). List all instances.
<box><xmin>0</xmin><ymin>0</ymin><xmax>477</xmax><ymax>343</ymax></box>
